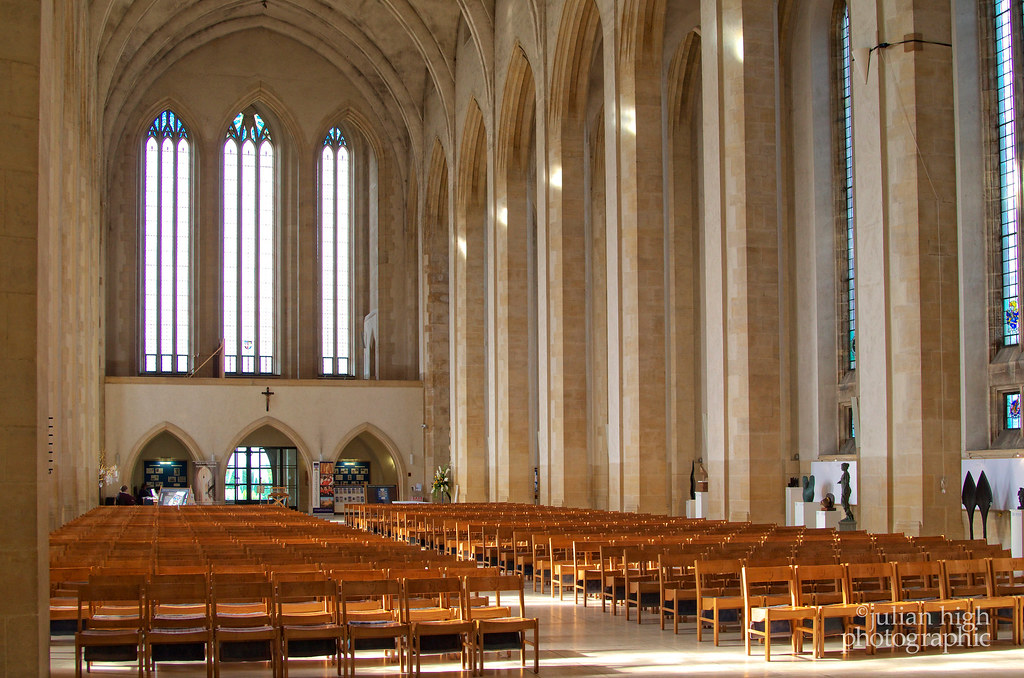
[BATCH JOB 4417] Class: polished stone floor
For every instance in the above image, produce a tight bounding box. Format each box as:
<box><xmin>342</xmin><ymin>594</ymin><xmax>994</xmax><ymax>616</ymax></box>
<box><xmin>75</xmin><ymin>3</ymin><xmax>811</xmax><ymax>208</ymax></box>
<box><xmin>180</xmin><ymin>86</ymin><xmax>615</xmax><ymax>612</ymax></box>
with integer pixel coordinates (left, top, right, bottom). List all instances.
<box><xmin>50</xmin><ymin>590</ymin><xmax>1024</xmax><ymax>677</ymax></box>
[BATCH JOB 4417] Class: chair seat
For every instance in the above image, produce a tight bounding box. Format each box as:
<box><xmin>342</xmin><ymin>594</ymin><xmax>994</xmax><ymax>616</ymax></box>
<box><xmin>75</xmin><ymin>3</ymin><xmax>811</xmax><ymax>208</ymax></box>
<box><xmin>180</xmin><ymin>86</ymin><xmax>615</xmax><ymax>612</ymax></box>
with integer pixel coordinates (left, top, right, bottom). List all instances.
<box><xmin>147</xmin><ymin>627</ymin><xmax>210</xmax><ymax>641</ymax></box>
<box><xmin>749</xmin><ymin>604</ymin><xmax>817</xmax><ymax>624</ymax></box>
<box><xmin>76</xmin><ymin>628</ymin><xmax>140</xmax><ymax>644</ymax></box>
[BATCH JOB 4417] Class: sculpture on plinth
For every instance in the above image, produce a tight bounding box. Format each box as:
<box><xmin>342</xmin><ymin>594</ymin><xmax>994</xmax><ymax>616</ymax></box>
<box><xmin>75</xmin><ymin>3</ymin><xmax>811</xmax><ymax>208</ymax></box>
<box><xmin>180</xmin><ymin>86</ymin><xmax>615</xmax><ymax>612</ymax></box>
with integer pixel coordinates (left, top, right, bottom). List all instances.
<box><xmin>802</xmin><ymin>475</ymin><xmax>815</xmax><ymax>503</ymax></box>
<box><xmin>977</xmin><ymin>471</ymin><xmax>994</xmax><ymax>540</ymax></box>
<box><xmin>839</xmin><ymin>462</ymin><xmax>854</xmax><ymax>523</ymax></box>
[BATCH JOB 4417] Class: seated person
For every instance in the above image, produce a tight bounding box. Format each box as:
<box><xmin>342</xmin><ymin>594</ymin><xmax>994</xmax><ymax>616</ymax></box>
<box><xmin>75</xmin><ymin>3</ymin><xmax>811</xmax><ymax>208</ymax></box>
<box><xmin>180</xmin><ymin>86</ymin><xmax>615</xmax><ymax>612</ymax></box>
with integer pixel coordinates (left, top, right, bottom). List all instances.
<box><xmin>115</xmin><ymin>484</ymin><xmax>136</xmax><ymax>505</ymax></box>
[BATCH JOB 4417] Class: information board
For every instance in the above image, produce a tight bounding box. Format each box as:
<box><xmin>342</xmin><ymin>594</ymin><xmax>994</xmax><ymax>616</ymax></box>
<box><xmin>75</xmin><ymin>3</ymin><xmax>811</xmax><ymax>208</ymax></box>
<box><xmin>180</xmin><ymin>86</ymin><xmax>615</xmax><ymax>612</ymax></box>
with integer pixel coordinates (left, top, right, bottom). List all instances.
<box><xmin>334</xmin><ymin>461</ymin><xmax>370</xmax><ymax>484</ymax></box>
<box><xmin>144</xmin><ymin>460</ymin><xmax>188</xmax><ymax>488</ymax></box>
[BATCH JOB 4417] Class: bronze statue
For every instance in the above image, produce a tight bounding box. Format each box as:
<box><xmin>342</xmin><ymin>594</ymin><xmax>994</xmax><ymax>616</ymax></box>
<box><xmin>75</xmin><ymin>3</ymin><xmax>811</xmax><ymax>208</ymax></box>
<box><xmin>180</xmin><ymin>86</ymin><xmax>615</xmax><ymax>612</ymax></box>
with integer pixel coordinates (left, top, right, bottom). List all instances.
<box><xmin>839</xmin><ymin>462</ymin><xmax>854</xmax><ymax>522</ymax></box>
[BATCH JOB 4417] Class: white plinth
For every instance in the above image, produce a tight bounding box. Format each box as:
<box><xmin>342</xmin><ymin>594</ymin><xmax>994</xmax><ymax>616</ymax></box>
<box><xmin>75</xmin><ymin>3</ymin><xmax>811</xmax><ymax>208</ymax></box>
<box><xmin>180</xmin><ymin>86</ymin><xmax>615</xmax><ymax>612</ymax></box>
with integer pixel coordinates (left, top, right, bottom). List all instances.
<box><xmin>816</xmin><ymin>510</ymin><xmax>842</xmax><ymax>529</ymax></box>
<box><xmin>793</xmin><ymin>501</ymin><xmax>817</xmax><ymax>527</ymax></box>
<box><xmin>686</xmin><ymin>492</ymin><xmax>707</xmax><ymax>519</ymax></box>
<box><xmin>1012</xmin><ymin>509</ymin><xmax>1023</xmax><ymax>559</ymax></box>
<box><xmin>785</xmin><ymin>487</ymin><xmax>804</xmax><ymax>526</ymax></box>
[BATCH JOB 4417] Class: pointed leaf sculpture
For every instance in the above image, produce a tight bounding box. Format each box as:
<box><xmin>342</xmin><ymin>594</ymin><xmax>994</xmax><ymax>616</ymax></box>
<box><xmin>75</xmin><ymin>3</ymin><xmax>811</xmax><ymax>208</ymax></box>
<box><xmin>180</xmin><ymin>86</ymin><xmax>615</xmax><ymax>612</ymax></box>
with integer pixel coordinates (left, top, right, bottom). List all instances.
<box><xmin>802</xmin><ymin>475</ymin><xmax>815</xmax><ymax>503</ymax></box>
<box><xmin>977</xmin><ymin>471</ymin><xmax>994</xmax><ymax>540</ymax></box>
<box><xmin>962</xmin><ymin>472</ymin><xmax>977</xmax><ymax>540</ymax></box>
<box><xmin>689</xmin><ymin>460</ymin><xmax>696</xmax><ymax>500</ymax></box>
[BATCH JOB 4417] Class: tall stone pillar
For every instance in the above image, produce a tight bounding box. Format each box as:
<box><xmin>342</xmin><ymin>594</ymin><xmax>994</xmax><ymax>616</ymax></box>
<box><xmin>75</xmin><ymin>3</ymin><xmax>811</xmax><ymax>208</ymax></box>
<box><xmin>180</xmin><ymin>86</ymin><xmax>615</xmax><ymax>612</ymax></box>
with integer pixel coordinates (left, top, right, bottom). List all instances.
<box><xmin>613</xmin><ymin>0</ymin><xmax>669</xmax><ymax>514</ymax></box>
<box><xmin>852</xmin><ymin>0</ymin><xmax>961</xmax><ymax>535</ymax></box>
<box><xmin>1</xmin><ymin>0</ymin><xmax>45</xmax><ymax>673</ymax></box>
<box><xmin>703</xmin><ymin>0</ymin><xmax>786</xmax><ymax>523</ymax></box>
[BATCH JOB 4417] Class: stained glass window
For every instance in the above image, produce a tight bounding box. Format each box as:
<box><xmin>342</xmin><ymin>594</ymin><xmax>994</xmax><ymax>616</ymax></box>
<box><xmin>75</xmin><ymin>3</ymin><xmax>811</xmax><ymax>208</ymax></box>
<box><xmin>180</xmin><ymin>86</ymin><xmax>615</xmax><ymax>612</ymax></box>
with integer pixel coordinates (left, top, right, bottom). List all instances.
<box><xmin>223</xmin><ymin>446</ymin><xmax>297</xmax><ymax>505</ymax></box>
<box><xmin>321</xmin><ymin>127</ymin><xmax>351</xmax><ymax>375</ymax></box>
<box><xmin>996</xmin><ymin>0</ymin><xmax>1019</xmax><ymax>345</ymax></box>
<box><xmin>223</xmin><ymin>109</ymin><xmax>276</xmax><ymax>374</ymax></box>
<box><xmin>142</xmin><ymin>110</ymin><xmax>191</xmax><ymax>374</ymax></box>
<box><xmin>1006</xmin><ymin>392</ymin><xmax>1021</xmax><ymax>429</ymax></box>
<box><xmin>836</xmin><ymin>2</ymin><xmax>856</xmax><ymax>370</ymax></box>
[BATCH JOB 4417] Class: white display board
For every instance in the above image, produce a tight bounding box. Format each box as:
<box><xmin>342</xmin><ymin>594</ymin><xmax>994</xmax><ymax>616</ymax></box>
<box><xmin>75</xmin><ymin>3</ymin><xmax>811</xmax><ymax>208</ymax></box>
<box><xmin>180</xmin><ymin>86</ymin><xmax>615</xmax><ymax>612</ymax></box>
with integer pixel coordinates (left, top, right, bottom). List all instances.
<box><xmin>809</xmin><ymin>460</ymin><xmax>858</xmax><ymax>504</ymax></box>
<box><xmin>961</xmin><ymin>458</ymin><xmax>1024</xmax><ymax>511</ymax></box>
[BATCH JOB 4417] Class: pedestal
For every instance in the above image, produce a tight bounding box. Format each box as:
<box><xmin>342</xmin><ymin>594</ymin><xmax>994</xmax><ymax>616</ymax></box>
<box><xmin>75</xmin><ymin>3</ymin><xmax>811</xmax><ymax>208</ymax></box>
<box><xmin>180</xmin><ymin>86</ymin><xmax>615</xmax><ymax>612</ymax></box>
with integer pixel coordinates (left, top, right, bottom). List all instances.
<box><xmin>793</xmin><ymin>501</ymin><xmax>817</xmax><ymax>527</ymax></box>
<box><xmin>785</xmin><ymin>487</ymin><xmax>804</xmax><ymax>526</ymax></box>
<box><xmin>1011</xmin><ymin>509</ymin><xmax>1023</xmax><ymax>559</ymax></box>
<box><xmin>816</xmin><ymin>510</ymin><xmax>841</xmax><ymax>529</ymax></box>
<box><xmin>686</xmin><ymin>492</ymin><xmax>707</xmax><ymax>519</ymax></box>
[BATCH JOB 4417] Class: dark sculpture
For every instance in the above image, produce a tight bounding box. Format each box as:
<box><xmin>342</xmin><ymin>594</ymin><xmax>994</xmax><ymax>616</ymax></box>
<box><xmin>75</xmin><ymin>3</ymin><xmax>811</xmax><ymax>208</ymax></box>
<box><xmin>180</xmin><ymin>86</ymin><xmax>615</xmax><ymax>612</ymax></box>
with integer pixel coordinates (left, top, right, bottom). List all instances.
<box><xmin>1018</xmin><ymin>487</ymin><xmax>1024</xmax><ymax>510</ymax></box>
<box><xmin>788</xmin><ymin>477</ymin><xmax>799</xmax><ymax>488</ymax></box>
<box><xmin>839</xmin><ymin>462</ymin><xmax>854</xmax><ymax>522</ymax></box>
<box><xmin>689</xmin><ymin>461</ymin><xmax>696</xmax><ymax>501</ymax></box>
<box><xmin>962</xmin><ymin>472</ymin><xmax>977</xmax><ymax>540</ymax></box>
<box><xmin>802</xmin><ymin>475</ymin><xmax>815</xmax><ymax>503</ymax></box>
<box><xmin>977</xmin><ymin>471</ymin><xmax>994</xmax><ymax>540</ymax></box>
<box><xmin>820</xmin><ymin>492</ymin><xmax>835</xmax><ymax>511</ymax></box>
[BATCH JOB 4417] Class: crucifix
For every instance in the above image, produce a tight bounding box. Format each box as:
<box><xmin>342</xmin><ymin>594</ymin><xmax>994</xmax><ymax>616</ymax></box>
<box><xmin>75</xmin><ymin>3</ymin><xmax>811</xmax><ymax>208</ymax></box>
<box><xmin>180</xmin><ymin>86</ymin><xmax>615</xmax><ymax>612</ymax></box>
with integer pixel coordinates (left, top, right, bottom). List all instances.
<box><xmin>261</xmin><ymin>386</ymin><xmax>275</xmax><ymax>412</ymax></box>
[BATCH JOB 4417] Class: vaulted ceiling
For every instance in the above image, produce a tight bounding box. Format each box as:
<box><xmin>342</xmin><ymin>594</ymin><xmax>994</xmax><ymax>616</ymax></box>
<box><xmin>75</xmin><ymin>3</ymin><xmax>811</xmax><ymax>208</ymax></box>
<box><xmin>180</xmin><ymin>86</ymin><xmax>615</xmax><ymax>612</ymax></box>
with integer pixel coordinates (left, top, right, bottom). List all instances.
<box><xmin>92</xmin><ymin>0</ymin><xmax>496</xmax><ymax>160</ymax></box>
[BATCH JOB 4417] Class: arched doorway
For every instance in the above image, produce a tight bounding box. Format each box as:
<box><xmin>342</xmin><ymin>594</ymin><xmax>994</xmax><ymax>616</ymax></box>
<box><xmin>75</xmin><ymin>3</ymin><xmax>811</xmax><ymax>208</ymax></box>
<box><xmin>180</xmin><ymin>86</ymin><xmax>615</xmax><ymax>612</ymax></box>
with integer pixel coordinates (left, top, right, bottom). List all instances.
<box><xmin>224</xmin><ymin>423</ymin><xmax>311</xmax><ymax>509</ymax></box>
<box><xmin>129</xmin><ymin>428</ymin><xmax>202</xmax><ymax>503</ymax></box>
<box><xmin>334</xmin><ymin>426</ymin><xmax>404</xmax><ymax>501</ymax></box>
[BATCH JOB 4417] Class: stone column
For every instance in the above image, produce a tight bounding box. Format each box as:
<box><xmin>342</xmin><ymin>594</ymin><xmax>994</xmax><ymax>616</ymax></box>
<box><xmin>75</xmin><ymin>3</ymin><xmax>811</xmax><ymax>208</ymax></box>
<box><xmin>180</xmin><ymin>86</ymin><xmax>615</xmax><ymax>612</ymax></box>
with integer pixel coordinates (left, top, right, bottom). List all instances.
<box><xmin>613</xmin><ymin>0</ymin><xmax>669</xmax><ymax>514</ymax></box>
<box><xmin>854</xmin><ymin>0</ymin><xmax>961</xmax><ymax>536</ymax></box>
<box><xmin>704</xmin><ymin>0</ymin><xmax>786</xmax><ymax>523</ymax></box>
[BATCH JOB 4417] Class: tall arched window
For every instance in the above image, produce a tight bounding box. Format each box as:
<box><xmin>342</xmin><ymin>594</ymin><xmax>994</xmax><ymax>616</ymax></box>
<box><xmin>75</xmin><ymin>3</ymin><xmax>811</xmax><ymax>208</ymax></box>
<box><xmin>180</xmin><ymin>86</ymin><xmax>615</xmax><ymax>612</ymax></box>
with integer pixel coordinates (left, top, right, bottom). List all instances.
<box><xmin>142</xmin><ymin>109</ymin><xmax>191</xmax><ymax>374</ymax></box>
<box><xmin>223</xmin><ymin>109</ymin><xmax>276</xmax><ymax>374</ymax></box>
<box><xmin>320</xmin><ymin>127</ymin><xmax>351</xmax><ymax>375</ymax></box>
<box><xmin>994</xmin><ymin>0</ymin><xmax>1019</xmax><ymax>345</ymax></box>
<box><xmin>834</xmin><ymin>1</ymin><xmax>856</xmax><ymax>371</ymax></box>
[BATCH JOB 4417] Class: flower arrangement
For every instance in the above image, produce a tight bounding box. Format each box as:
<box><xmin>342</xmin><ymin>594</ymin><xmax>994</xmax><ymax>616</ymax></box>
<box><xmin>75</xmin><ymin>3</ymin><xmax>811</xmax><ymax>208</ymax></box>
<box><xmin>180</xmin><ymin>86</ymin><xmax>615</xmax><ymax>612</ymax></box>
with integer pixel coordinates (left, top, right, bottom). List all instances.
<box><xmin>431</xmin><ymin>463</ymin><xmax>451</xmax><ymax>503</ymax></box>
<box><xmin>98</xmin><ymin>449</ymin><xmax>119</xmax><ymax>488</ymax></box>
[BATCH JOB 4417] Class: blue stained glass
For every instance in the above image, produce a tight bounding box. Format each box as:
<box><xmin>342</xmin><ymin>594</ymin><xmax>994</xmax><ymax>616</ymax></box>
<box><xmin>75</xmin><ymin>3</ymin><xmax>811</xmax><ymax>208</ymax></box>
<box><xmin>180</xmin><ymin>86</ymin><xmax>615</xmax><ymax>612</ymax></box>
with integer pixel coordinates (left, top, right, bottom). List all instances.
<box><xmin>995</xmin><ymin>0</ymin><xmax>1019</xmax><ymax>345</ymax></box>
<box><xmin>836</xmin><ymin>4</ymin><xmax>856</xmax><ymax>371</ymax></box>
<box><xmin>323</xmin><ymin>126</ymin><xmax>347</xmax><ymax>148</ymax></box>
<box><xmin>147</xmin><ymin>109</ymin><xmax>188</xmax><ymax>140</ymax></box>
<box><xmin>227</xmin><ymin>111</ymin><xmax>272</xmax><ymax>143</ymax></box>
<box><xmin>1006</xmin><ymin>393</ymin><xmax>1021</xmax><ymax>429</ymax></box>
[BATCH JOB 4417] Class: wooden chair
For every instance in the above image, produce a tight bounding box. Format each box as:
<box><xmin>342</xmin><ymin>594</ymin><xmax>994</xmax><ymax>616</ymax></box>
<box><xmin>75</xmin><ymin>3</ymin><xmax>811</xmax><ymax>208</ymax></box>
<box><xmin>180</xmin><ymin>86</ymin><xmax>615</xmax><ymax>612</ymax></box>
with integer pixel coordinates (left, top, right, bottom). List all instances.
<box><xmin>75</xmin><ymin>580</ymin><xmax>144</xmax><ymax>678</ymax></box>
<box><xmin>942</xmin><ymin>558</ymin><xmax>1019</xmax><ymax>646</ymax></box>
<box><xmin>275</xmin><ymin>578</ymin><xmax>345</xmax><ymax>678</ymax></box>
<box><xmin>741</xmin><ymin>564</ymin><xmax>817</xmax><ymax>661</ymax></box>
<box><xmin>895</xmin><ymin>559</ymin><xmax>971</xmax><ymax>651</ymax></box>
<box><xmin>845</xmin><ymin>561</ymin><xmax>917</xmax><ymax>654</ymax></box>
<box><xmin>794</xmin><ymin>563</ymin><xmax>860</xmax><ymax>658</ymax></box>
<box><xmin>986</xmin><ymin>557</ymin><xmax>1024</xmax><ymax>644</ymax></box>
<box><xmin>144</xmin><ymin>576</ymin><xmax>213</xmax><ymax>678</ymax></box>
<box><xmin>658</xmin><ymin>552</ymin><xmax>697</xmax><ymax>634</ymax></box>
<box><xmin>624</xmin><ymin>547</ymin><xmax>663</xmax><ymax>624</ymax></box>
<box><xmin>463</xmin><ymin>574</ymin><xmax>538</xmax><ymax>675</ymax></box>
<box><xmin>339</xmin><ymin>578</ymin><xmax>409</xmax><ymax>677</ymax></box>
<box><xmin>211</xmin><ymin>579</ymin><xmax>279</xmax><ymax>678</ymax></box>
<box><xmin>696</xmin><ymin>559</ymin><xmax>745</xmax><ymax>645</ymax></box>
<box><xmin>401</xmin><ymin>577</ymin><xmax>475</xmax><ymax>676</ymax></box>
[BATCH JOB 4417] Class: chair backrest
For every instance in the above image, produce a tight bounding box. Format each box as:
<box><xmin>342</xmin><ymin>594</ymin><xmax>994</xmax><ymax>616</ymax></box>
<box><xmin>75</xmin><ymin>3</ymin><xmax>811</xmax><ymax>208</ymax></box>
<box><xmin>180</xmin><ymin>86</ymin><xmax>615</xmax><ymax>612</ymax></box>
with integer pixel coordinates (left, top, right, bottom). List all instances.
<box><xmin>941</xmin><ymin>558</ymin><xmax>989</xmax><ymax>599</ymax></box>
<box><xmin>793</xmin><ymin>563</ymin><xmax>845</xmax><ymax>605</ymax></box>
<box><xmin>695</xmin><ymin>559</ymin><xmax>744</xmax><ymax>599</ymax></box>
<box><xmin>145</xmin><ymin>578</ymin><xmax>211</xmax><ymax>628</ymax></box>
<box><xmin>211</xmin><ymin>580</ymin><xmax>275</xmax><ymax>626</ymax></box>
<box><xmin>77</xmin><ymin>580</ymin><xmax>145</xmax><ymax>632</ymax></box>
<box><xmin>988</xmin><ymin>556</ymin><xmax>1024</xmax><ymax>596</ymax></box>
<box><xmin>339</xmin><ymin>578</ymin><xmax>401</xmax><ymax>622</ymax></box>
<box><xmin>463</xmin><ymin>574</ymin><xmax>526</xmax><ymax>621</ymax></box>
<box><xmin>844</xmin><ymin>561</ymin><xmax>896</xmax><ymax>603</ymax></box>
<box><xmin>741</xmin><ymin>565</ymin><xmax>796</xmax><ymax>609</ymax></box>
<box><xmin>894</xmin><ymin>560</ymin><xmax>942</xmax><ymax>601</ymax></box>
<box><xmin>400</xmin><ymin>577</ymin><xmax>465</xmax><ymax>622</ymax></box>
<box><xmin>274</xmin><ymin>578</ymin><xmax>339</xmax><ymax>624</ymax></box>
<box><xmin>328</xmin><ymin>567</ymin><xmax>386</xmax><ymax>582</ymax></box>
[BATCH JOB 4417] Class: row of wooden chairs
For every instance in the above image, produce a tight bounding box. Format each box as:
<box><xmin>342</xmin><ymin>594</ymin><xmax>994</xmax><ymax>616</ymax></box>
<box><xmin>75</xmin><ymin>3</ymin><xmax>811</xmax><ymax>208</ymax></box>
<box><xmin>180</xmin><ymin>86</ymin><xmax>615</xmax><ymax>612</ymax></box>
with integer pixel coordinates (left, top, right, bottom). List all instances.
<box><xmin>72</xmin><ymin>572</ymin><xmax>538</xmax><ymax>677</ymax></box>
<box><xmin>708</xmin><ymin>557</ymin><xmax>1024</xmax><ymax>660</ymax></box>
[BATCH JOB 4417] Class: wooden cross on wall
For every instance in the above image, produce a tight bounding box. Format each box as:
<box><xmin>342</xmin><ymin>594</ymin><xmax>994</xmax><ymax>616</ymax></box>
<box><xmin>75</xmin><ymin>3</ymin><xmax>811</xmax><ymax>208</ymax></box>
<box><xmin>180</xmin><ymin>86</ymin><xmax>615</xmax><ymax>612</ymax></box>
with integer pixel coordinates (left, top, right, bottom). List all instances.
<box><xmin>262</xmin><ymin>386</ymin><xmax>275</xmax><ymax>412</ymax></box>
